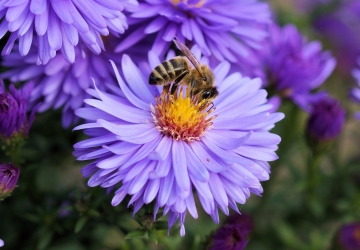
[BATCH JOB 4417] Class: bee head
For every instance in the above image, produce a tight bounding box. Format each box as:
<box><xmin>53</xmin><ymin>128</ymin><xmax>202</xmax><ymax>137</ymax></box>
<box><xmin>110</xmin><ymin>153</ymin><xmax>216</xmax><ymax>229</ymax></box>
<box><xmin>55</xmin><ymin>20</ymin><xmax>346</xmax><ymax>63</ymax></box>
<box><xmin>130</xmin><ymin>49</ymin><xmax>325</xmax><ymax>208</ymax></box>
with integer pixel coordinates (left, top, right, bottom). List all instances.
<box><xmin>199</xmin><ymin>87</ymin><xmax>218</xmax><ymax>102</ymax></box>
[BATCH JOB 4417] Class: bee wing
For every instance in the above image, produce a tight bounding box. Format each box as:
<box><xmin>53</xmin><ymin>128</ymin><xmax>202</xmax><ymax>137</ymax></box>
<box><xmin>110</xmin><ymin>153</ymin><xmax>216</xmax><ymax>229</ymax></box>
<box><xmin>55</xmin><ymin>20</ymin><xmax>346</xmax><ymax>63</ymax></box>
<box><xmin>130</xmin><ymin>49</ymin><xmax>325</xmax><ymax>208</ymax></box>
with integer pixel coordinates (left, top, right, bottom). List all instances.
<box><xmin>173</xmin><ymin>37</ymin><xmax>205</xmax><ymax>78</ymax></box>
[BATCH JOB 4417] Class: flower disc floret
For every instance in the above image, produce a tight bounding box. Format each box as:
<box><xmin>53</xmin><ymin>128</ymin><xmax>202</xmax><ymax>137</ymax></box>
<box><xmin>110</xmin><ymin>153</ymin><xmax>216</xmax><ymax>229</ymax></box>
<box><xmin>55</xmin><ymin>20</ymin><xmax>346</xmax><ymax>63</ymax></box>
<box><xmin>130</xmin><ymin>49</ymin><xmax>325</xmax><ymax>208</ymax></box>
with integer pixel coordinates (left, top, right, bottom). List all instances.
<box><xmin>152</xmin><ymin>87</ymin><xmax>215</xmax><ymax>142</ymax></box>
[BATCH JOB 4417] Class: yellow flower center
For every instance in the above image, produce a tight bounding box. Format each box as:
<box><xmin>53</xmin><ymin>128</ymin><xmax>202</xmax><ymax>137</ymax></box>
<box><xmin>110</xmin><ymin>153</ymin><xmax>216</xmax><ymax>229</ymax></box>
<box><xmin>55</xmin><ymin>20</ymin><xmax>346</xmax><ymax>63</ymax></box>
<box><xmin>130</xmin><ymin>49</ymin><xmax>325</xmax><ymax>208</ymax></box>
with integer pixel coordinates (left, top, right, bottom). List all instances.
<box><xmin>171</xmin><ymin>0</ymin><xmax>206</xmax><ymax>8</ymax></box>
<box><xmin>152</xmin><ymin>86</ymin><xmax>216</xmax><ymax>142</ymax></box>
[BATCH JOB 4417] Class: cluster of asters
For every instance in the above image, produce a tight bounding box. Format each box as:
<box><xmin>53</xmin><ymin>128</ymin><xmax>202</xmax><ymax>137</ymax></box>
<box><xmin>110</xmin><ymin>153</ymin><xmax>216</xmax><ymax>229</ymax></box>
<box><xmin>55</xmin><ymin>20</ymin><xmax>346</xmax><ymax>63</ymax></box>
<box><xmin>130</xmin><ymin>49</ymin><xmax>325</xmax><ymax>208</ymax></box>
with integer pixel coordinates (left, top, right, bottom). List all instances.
<box><xmin>0</xmin><ymin>0</ymin><xmax>359</xmax><ymax>239</ymax></box>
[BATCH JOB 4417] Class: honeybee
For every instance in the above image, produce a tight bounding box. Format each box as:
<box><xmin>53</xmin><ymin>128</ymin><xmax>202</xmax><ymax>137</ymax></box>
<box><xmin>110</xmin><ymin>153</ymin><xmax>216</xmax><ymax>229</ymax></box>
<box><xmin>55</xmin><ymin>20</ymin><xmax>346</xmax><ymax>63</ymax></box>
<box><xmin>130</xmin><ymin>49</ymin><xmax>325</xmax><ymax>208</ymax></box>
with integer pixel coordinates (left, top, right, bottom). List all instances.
<box><xmin>149</xmin><ymin>37</ymin><xmax>218</xmax><ymax>104</ymax></box>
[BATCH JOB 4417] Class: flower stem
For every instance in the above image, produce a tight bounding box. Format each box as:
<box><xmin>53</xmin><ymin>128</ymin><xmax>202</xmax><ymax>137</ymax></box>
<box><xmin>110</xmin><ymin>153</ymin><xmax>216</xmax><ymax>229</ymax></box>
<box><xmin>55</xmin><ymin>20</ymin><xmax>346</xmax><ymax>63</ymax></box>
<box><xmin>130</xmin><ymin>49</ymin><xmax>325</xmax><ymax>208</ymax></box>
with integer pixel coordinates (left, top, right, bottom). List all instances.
<box><xmin>306</xmin><ymin>150</ymin><xmax>322</xmax><ymax>212</ymax></box>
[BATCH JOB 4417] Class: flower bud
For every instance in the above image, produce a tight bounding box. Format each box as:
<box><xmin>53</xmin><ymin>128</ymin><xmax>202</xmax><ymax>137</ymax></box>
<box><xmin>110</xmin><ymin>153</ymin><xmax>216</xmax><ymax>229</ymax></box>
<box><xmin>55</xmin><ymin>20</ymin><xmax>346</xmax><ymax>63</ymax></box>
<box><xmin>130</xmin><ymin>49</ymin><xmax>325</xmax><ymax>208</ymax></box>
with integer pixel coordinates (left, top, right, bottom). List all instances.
<box><xmin>0</xmin><ymin>163</ymin><xmax>20</xmax><ymax>200</ymax></box>
<box><xmin>306</xmin><ymin>96</ymin><xmax>345</xmax><ymax>142</ymax></box>
<box><xmin>0</xmin><ymin>80</ymin><xmax>36</xmax><ymax>140</ymax></box>
<box><xmin>208</xmin><ymin>214</ymin><xmax>252</xmax><ymax>250</ymax></box>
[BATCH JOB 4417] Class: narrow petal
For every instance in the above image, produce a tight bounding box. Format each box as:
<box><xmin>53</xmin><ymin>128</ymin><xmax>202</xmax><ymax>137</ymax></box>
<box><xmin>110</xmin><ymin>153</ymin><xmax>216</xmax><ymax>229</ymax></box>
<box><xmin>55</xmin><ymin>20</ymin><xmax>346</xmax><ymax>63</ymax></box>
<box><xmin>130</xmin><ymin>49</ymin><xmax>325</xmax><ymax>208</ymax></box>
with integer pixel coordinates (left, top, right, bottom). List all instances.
<box><xmin>172</xmin><ymin>141</ymin><xmax>191</xmax><ymax>199</ymax></box>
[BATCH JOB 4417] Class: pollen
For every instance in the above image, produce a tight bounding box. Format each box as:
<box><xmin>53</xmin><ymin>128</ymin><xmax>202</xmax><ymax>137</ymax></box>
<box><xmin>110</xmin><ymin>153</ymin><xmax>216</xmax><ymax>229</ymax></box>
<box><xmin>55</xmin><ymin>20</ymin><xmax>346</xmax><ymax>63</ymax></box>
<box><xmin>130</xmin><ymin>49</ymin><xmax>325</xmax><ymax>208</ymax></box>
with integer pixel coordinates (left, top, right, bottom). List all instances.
<box><xmin>151</xmin><ymin>86</ymin><xmax>216</xmax><ymax>142</ymax></box>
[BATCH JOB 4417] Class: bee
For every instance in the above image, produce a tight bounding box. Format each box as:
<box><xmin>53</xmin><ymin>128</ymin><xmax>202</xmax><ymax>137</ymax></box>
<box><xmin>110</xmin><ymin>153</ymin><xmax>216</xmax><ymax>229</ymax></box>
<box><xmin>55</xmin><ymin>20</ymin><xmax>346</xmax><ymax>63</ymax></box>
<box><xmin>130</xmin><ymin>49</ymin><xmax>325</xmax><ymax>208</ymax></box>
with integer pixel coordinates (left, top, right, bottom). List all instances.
<box><xmin>149</xmin><ymin>37</ymin><xmax>218</xmax><ymax>104</ymax></box>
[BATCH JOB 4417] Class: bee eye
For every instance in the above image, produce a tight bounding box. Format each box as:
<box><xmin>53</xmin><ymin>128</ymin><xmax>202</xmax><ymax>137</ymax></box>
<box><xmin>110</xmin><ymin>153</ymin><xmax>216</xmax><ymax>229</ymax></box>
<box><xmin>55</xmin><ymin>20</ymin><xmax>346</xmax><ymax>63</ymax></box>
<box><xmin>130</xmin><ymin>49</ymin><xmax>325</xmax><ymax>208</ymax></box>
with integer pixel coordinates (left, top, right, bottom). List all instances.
<box><xmin>203</xmin><ymin>77</ymin><xmax>207</xmax><ymax>81</ymax></box>
<box><xmin>201</xmin><ymin>90</ymin><xmax>212</xmax><ymax>100</ymax></box>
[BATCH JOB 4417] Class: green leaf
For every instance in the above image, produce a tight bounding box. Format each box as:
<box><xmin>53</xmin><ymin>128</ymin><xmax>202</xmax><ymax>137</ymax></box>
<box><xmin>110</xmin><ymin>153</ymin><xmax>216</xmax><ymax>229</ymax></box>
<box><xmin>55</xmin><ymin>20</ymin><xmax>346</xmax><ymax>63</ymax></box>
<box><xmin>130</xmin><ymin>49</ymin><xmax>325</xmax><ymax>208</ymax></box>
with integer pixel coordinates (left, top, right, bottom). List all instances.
<box><xmin>87</xmin><ymin>209</ymin><xmax>101</xmax><ymax>217</ymax></box>
<box><xmin>37</xmin><ymin>229</ymin><xmax>53</xmax><ymax>250</ymax></box>
<box><xmin>124</xmin><ymin>229</ymin><xmax>148</xmax><ymax>239</ymax></box>
<box><xmin>74</xmin><ymin>217</ymin><xmax>88</xmax><ymax>233</ymax></box>
<box><xmin>148</xmin><ymin>228</ymin><xmax>158</xmax><ymax>244</ymax></box>
<box><xmin>275</xmin><ymin>221</ymin><xmax>307</xmax><ymax>250</ymax></box>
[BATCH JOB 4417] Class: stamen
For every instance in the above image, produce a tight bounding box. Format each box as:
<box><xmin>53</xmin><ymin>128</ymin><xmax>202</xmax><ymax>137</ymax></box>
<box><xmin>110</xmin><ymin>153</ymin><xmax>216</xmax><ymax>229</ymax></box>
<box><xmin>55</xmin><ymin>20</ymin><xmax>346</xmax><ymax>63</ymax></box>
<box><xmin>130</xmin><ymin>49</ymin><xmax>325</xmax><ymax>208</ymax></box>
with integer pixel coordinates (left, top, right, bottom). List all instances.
<box><xmin>152</xmin><ymin>86</ymin><xmax>216</xmax><ymax>142</ymax></box>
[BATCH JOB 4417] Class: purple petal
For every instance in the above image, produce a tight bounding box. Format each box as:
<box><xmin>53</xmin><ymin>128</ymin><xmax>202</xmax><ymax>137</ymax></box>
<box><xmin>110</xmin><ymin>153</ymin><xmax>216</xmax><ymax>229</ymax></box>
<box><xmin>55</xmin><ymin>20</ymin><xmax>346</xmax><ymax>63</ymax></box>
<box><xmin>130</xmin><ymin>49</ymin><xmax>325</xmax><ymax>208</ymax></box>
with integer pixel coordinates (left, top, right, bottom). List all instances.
<box><xmin>6</xmin><ymin>1</ymin><xmax>28</xmax><ymax>22</ymax></box>
<box><xmin>234</xmin><ymin>145</ymin><xmax>278</xmax><ymax>161</ymax></box>
<box><xmin>110</xmin><ymin>59</ymin><xmax>150</xmax><ymax>110</ymax></box>
<box><xmin>145</xmin><ymin>16</ymin><xmax>167</xmax><ymax>34</ymax></box>
<box><xmin>143</xmin><ymin>178</ymin><xmax>160</xmax><ymax>204</ymax></box>
<box><xmin>183</xmin><ymin>144</ymin><xmax>209</xmax><ymax>182</ymax></box>
<box><xmin>157</xmin><ymin>170</ymin><xmax>174</xmax><ymax>207</ymax></box>
<box><xmin>127</xmin><ymin>163</ymin><xmax>154</xmax><ymax>195</ymax></box>
<box><xmin>50</xmin><ymin>0</ymin><xmax>73</xmax><ymax>23</ymax></box>
<box><xmin>103</xmin><ymin>141</ymin><xmax>140</xmax><ymax>155</ymax></box>
<box><xmin>206</xmin><ymin>131</ymin><xmax>252</xmax><ymax>150</ymax></box>
<box><xmin>208</xmin><ymin>173</ymin><xmax>228</xmax><ymax>209</ymax></box>
<box><xmin>190</xmin><ymin>142</ymin><xmax>226</xmax><ymax>173</ymax></box>
<box><xmin>30</xmin><ymin>0</ymin><xmax>47</xmax><ymax>14</ymax></box>
<box><xmin>148</xmin><ymin>135</ymin><xmax>171</xmax><ymax>161</ymax></box>
<box><xmin>185</xmin><ymin>190</ymin><xmax>198</xmax><ymax>219</ymax></box>
<box><xmin>19</xmin><ymin>27</ymin><xmax>33</xmax><ymax>55</ymax></box>
<box><xmin>74</xmin><ymin>134</ymin><xmax>117</xmax><ymax>149</ymax></box>
<box><xmin>172</xmin><ymin>141</ymin><xmax>191</xmax><ymax>199</ymax></box>
<box><xmin>97</xmin><ymin>152</ymin><xmax>136</xmax><ymax>169</ymax></box>
<box><xmin>47</xmin><ymin>10</ymin><xmax>62</xmax><ymax>50</ymax></box>
<box><xmin>34</xmin><ymin>5</ymin><xmax>49</xmax><ymax>35</ymax></box>
<box><xmin>111</xmin><ymin>186</ymin><xmax>127</xmax><ymax>206</ymax></box>
<box><xmin>62</xmin><ymin>22</ymin><xmax>79</xmax><ymax>46</ymax></box>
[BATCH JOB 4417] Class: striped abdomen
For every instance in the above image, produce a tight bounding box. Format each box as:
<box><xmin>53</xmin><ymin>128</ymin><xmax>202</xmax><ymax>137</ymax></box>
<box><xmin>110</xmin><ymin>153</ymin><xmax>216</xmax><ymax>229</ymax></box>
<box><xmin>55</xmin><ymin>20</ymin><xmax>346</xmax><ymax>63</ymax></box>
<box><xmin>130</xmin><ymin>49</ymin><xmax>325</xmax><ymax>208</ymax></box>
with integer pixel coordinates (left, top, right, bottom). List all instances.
<box><xmin>149</xmin><ymin>57</ymin><xmax>189</xmax><ymax>85</ymax></box>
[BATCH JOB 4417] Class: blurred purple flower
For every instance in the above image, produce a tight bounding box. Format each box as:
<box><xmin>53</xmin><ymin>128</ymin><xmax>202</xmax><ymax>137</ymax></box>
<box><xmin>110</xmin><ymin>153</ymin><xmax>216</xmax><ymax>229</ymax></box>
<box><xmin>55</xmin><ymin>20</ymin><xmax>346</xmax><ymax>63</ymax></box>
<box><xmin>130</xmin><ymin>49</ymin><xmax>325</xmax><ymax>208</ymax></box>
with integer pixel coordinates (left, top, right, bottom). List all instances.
<box><xmin>0</xmin><ymin>0</ymin><xmax>137</xmax><ymax>64</ymax></box>
<box><xmin>339</xmin><ymin>222</ymin><xmax>360</xmax><ymax>250</ymax></box>
<box><xmin>73</xmin><ymin>49</ymin><xmax>284</xmax><ymax>236</ymax></box>
<box><xmin>314</xmin><ymin>0</ymin><xmax>360</xmax><ymax>74</ymax></box>
<box><xmin>117</xmin><ymin>0</ymin><xmax>270</xmax><ymax>63</ymax></box>
<box><xmin>351</xmin><ymin>59</ymin><xmax>360</xmax><ymax>120</ymax></box>
<box><xmin>0</xmin><ymin>163</ymin><xmax>20</xmax><ymax>200</ymax></box>
<box><xmin>293</xmin><ymin>0</ymin><xmax>331</xmax><ymax>13</ymax></box>
<box><xmin>306</xmin><ymin>96</ymin><xmax>345</xmax><ymax>141</ymax></box>
<box><xmin>246</xmin><ymin>24</ymin><xmax>336</xmax><ymax>111</ymax></box>
<box><xmin>0</xmin><ymin>239</ymin><xmax>3</xmax><ymax>247</ymax></box>
<box><xmin>58</xmin><ymin>200</ymin><xmax>72</xmax><ymax>218</ymax></box>
<box><xmin>209</xmin><ymin>214</ymin><xmax>252</xmax><ymax>250</ymax></box>
<box><xmin>0</xmin><ymin>80</ymin><xmax>37</xmax><ymax>139</ymax></box>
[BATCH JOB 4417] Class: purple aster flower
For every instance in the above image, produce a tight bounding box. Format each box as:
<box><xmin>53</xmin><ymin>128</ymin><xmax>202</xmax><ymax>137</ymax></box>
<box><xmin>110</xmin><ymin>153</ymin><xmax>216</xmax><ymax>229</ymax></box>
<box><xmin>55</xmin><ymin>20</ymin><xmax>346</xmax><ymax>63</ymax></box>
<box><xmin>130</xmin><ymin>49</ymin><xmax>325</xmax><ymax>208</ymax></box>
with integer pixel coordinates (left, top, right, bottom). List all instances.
<box><xmin>0</xmin><ymin>80</ymin><xmax>37</xmax><ymax>139</ymax></box>
<box><xmin>245</xmin><ymin>23</ymin><xmax>336</xmax><ymax>111</ymax></box>
<box><xmin>117</xmin><ymin>0</ymin><xmax>271</xmax><ymax>63</ymax></box>
<box><xmin>313</xmin><ymin>0</ymin><xmax>360</xmax><ymax>74</ymax></box>
<box><xmin>0</xmin><ymin>163</ymin><xmax>20</xmax><ymax>200</ymax></box>
<box><xmin>339</xmin><ymin>222</ymin><xmax>360</xmax><ymax>250</ymax></box>
<box><xmin>73</xmin><ymin>48</ymin><xmax>284</xmax><ymax>235</ymax></box>
<box><xmin>306</xmin><ymin>96</ymin><xmax>345</xmax><ymax>141</ymax></box>
<box><xmin>0</xmin><ymin>239</ymin><xmax>3</xmax><ymax>247</ymax></box>
<box><xmin>209</xmin><ymin>214</ymin><xmax>252</xmax><ymax>250</ymax></box>
<box><xmin>1</xmin><ymin>33</ymin><xmax>152</xmax><ymax>128</ymax></box>
<box><xmin>0</xmin><ymin>0</ymin><xmax>137</xmax><ymax>64</ymax></box>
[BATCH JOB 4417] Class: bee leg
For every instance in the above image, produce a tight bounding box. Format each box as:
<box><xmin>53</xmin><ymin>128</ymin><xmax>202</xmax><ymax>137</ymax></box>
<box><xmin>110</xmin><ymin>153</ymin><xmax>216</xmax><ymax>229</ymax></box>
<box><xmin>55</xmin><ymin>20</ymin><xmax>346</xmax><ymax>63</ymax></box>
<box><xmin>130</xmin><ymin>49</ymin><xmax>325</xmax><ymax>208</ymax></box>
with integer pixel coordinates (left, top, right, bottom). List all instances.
<box><xmin>163</xmin><ymin>85</ymin><xmax>170</xmax><ymax>94</ymax></box>
<box><xmin>174</xmin><ymin>70</ymin><xmax>189</xmax><ymax>84</ymax></box>
<box><xmin>170</xmin><ymin>83</ymin><xmax>178</xmax><ymax>95</ymax></box>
